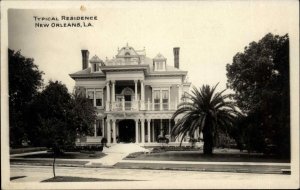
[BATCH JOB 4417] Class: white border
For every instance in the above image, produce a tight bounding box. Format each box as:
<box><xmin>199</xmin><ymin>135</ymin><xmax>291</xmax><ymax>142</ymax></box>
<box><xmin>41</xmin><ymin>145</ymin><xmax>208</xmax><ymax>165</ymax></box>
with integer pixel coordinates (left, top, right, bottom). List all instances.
<box><xmin>1</xmin><ymin>1</ymin><xmax>299</xmax><ymax>189</ymax></box>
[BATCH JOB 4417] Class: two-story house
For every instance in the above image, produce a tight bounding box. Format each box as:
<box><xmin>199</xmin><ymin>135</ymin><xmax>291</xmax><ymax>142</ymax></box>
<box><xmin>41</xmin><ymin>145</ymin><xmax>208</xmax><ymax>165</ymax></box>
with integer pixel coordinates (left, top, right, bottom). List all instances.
<box><xmin>69</xmin><ymin>44</ymin><xmax>199</xmax><ymax>146</ymax></box>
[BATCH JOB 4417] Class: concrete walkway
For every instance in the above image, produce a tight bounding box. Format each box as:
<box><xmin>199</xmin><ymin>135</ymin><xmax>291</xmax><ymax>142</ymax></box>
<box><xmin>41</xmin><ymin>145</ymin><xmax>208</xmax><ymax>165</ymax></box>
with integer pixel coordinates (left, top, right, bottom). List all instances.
<box><xmin>88</xmin><ymin>143</ymin><xmax>150</xmax><ymax>166</ymax></box>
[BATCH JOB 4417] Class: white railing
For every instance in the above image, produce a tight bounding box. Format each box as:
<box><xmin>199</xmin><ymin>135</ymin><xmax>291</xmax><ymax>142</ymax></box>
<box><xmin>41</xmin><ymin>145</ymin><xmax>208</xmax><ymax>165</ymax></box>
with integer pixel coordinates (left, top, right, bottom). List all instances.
<box><xmin>107</xmin><ymin>101</ymin><xmax>178</xmax><ymax>111</ymax></box>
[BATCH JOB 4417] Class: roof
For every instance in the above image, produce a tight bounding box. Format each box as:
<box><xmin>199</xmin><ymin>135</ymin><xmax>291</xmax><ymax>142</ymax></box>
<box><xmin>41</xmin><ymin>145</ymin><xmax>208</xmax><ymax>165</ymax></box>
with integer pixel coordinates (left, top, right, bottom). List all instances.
<box><xmin>116</xmin><ymin>43</ymin><xmax>139</xmax><ymax>58</ymax></box>
<box><xmin>70</xmin><ymin>45</ymin><xmax>188</xmax><ymax>79</ymax></box>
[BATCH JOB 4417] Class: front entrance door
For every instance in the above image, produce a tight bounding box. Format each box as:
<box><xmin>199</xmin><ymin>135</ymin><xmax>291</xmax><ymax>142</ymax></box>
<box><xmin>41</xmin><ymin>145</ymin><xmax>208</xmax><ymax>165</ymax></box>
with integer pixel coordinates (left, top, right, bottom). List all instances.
<box><xmin>124</xmin><ymin>95</ymin><xmax>131</xmax><ymax>101</ymax></box>
<box><xmin>118</xmin><ymin>120</ymin><xmax>135</xmax><ymax>143</ymax></box>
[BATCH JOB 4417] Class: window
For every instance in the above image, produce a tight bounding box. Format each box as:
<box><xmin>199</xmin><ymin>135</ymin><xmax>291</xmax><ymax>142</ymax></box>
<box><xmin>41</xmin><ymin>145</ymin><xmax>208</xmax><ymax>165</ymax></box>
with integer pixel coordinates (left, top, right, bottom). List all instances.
<box><xmin>162</xmin><ymin>90</ymin><xmax>169</xmax><ymax>110</ymax></box>
<box><xmin>95</xmin><ymin>91</ymin><xmax>102</xmax><ymax>107</ymax></box>
<box><xmin>93</xmin><ymin>64</ymin><xmax>97</xmax><ymax>72</ymax></box>
<box><xmin>153</xmin><ymin>90</ymin><xmax>160</xmax><ymax>111</ymax></box>
<box><xmin>87</xmin><ymin>90</ymin><xmax>94</xmax><ymax>106</ymax></box>
<box><xmin>155</xmin><ymin>61</ymin><xmax>165</xmax><ymax>71</ymax></box>
<box><xmin>87</xmin><ymin>89</ymin><xmax>103</xmax><ymax>107</ymax></box>
<box><xmin>96</xmin><ymin>120</ymin><xmax>103</xmax><ymax>136</ymax></box>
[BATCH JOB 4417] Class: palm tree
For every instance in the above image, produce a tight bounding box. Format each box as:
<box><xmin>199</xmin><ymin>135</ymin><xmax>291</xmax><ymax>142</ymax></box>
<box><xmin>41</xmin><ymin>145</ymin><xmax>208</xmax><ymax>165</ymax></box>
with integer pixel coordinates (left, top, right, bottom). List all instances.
<box><xmin>171</xmin><ymin>83</ymin><xmax>239</xmax><ymax>155</ymax></box>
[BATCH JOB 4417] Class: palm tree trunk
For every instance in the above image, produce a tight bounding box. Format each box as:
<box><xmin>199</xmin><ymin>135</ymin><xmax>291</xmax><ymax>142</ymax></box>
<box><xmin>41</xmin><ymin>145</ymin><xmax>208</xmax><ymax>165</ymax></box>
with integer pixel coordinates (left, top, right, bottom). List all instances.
<box><xmin>203</xmin><ymin>131</ymin><xmax>213</xmax><ymax>155</ymax></box>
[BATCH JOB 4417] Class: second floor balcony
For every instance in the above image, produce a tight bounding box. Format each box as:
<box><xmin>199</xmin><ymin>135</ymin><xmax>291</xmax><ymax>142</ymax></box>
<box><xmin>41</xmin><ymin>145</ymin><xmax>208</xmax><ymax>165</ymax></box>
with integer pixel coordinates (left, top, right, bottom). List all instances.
<box><xmin>106</xmin><ymin>100</ymin><xmax>178</xmax><ymax>112</ymax></box>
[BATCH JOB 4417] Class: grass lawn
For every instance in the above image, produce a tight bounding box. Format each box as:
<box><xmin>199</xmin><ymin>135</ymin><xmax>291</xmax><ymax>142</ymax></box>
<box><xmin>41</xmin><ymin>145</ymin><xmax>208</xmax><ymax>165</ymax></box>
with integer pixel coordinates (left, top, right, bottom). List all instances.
<box><xmin>10</xmin><ymin>147</ymin><xmax>48</xmax><ymax>155</ymax></box>
<box><xmin>125</xmin><ymin>150</ymin><xmax>290</xmax><ymax>163</ymax></box>
<box><xmin>19</xmin><ymin>151</ymin><xmax>106</xmax><ymax>159</ymax></box>
<box><xmin>10</xmin><ymin>159</ymin><xmax>89</xmax><ymax>166</ymax></box>
<box><xmin>42</xmin><ymin>176</ymin><xmax>144</xmax><ymax>182</ymax></box>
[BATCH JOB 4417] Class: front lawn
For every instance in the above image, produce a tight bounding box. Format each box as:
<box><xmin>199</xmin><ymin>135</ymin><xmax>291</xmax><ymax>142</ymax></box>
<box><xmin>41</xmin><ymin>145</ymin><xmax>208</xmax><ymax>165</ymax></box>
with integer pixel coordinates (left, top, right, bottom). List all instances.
<box><xmin>18</xmin><ymin>151</ymin><xmax>106</xmax><ymax>159</ymax></box>
<box><xmin>10</xmin><ymin>147</ymin><xmax>48</xmax><ymax>155</ymax></box>
<box><xmin>125</xmin><ymin>149</ymin><xmax>290</xmax><ymax>163</ymax></box>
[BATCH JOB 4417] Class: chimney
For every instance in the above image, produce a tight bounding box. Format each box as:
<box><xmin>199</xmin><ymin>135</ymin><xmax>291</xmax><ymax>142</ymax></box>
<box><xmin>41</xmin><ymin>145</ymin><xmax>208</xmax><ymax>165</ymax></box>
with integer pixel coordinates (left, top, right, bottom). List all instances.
<box><xmin>81</xmin><ymin>49</ymin><xmax>89</xmax><ymax>70</ymax></box>
<box><xmin>173</xmin><ymin>47</ymin><xmax>180</xmax><ymax>69</ymax></box>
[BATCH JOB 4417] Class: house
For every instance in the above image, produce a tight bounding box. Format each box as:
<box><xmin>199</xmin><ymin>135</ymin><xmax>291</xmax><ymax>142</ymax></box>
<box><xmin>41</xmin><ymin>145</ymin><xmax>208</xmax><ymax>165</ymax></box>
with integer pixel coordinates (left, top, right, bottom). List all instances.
<box><xmin>69</xmin><ymin>44</ymin><xmax>200</xmax><ymax>146</ymax></box>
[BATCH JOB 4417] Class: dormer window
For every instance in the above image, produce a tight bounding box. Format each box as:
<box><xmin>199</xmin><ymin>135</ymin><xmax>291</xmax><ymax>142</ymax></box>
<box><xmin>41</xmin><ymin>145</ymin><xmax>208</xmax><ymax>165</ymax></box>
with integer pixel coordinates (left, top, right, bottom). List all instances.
<box><xmin>89</xmin><ymin>55</ymin><xmax>102</xmax><ymax>73</ymax></box>
<box><xmin>93</xmin><ymin>64</ymin><xmax>97</xmax><ymax>72</ymax></box>
<box><xmin>153</xmin><ymin>53</ymin><xmax>167</xmax><ymax>71</ymax></box>
<box><xmin>155</xmin><ymin>61</ymin><xmax>165</xmax><ymax>71</ymax></box>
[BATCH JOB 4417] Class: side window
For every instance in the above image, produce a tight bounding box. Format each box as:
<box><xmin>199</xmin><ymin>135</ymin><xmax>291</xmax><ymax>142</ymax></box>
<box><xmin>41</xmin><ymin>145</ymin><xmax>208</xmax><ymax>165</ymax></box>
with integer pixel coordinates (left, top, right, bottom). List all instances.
<box><xmin>153</xmin><ymin>90</ymin><xmax>160</xmax><ymax>110</ymax></box>
<box><xmin>93</xmin><ymin>64</ymin><xmax>97</xmax><ymax>72</ymax></box>
<box><xmin>87</xmin><ymin>90</ymin><xmax>94</xmax><ymax>106</ymax></box>
<box><xmin>96</xmin><ymin>120</ymin><xmax>103</xmax><ymax>136</ymax></box>
<box><xmin>95</xmin><ymin>90</ymin><xmax>102</xmax><ymax>107</ymax></box>
<box><xmin>162</xmin><ymin>90</ymin><xmax>169</xmax><ymax>110</ymax></box>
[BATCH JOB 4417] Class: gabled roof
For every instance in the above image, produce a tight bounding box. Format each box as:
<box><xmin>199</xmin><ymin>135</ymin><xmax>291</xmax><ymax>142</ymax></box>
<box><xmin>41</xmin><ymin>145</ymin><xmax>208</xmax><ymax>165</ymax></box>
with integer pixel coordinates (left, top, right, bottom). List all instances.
<box><xmin>116</xmin><ymin>43</ymin><xmax>139</xmax><ymax>58</ymax></box>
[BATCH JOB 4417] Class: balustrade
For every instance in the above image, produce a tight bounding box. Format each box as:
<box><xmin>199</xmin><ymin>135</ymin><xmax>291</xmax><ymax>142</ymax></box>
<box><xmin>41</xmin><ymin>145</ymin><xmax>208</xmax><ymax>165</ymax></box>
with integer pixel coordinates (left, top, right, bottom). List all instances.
<box><xmin>108</xmin><ymin>101</ymin><xmax>178</xmax><ymax>111</ymax></box>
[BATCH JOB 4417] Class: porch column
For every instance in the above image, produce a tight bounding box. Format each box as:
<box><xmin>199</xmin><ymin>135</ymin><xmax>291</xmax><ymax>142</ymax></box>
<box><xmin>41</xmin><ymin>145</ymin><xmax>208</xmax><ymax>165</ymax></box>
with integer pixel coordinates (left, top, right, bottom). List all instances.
<box><xmin>147</xmin><ymin>119</ymin><xmax>151</xmax><ymax>143</ymax></box>
<box><xmin>160</xmin><ymin>119</ymin><xmax>163</xmax><ymax>136</ymax></box>
<box><xmin>102</xmin><ymin>119</ymin><xmax>105</xmax><ymax>137</ymax></box>
<box><xmin>94</xmin><ymin>121</ymin><xmax>97</xmax><ymax>137</ymax></box>
<box><xmin>135</xmin><ymin>119</ymin><xmax>139</xmax><ymax>143</ymax></box>
<box><xmin>168</xmin><ymin>119</ymin><xmax>171</xmax><ymax>141</ymax></box>
<box><xmin>106</xmin><ymin>81</ymin><xmax>110</xmax><ymax>111</ymax></box>
<box><xmin>141</xmin><ymin>119</ymin><xmax>145</xmax><ymax>144</ymax></box>
<box><xmin>112</xmin><ymin>119</ymin><xmax>116</xmax><ymax>143</ymax></box>
<box><xmin>140</xmin><ymin>80</ymin><xmax>145</xmax><ymax>110</ymax></box>
<box><xmin>107</xmin><ymin>119</ymin><xmax>111</xmax><ymax>144</ymax></box>
<box><xmin>111</xmin><ymin>80</ymin><xmax>115</xmax><ymax>102</ymax></box>
<box><xmin>178</xmin><ymin>84</ymin><xmax>182</xmax><ymax>103</ymax></box>
<box><xmin>152</xmin><ymin>120</ymin><xmax>155</xmax><ymax>142</ymax></box>
<box><xmin>134</xmin><ymin>80</ymin><xmax>138</xmax><ymax>101</ymax></box>
<box><xmin>168</xmin><ymin>86</ymin><xmax>171</xmax><ymax>110</ymax></box>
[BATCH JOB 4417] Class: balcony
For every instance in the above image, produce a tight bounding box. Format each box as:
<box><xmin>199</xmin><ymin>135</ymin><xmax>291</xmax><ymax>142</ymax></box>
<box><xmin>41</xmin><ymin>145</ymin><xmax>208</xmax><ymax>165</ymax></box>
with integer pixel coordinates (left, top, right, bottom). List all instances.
<box><xmin>106</xmin><ymin>100</ymin><xmax>178</xmax><ymax>112</ymax></box>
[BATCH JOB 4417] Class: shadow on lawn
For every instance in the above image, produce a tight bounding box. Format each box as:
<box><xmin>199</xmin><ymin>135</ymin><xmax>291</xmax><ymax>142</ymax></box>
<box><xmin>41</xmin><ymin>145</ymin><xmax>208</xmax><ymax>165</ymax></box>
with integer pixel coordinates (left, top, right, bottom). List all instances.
<box><xmin>10</xmin><ymin>176</ymin><xmax>26</xmax><ymax>181</ymax></box>
<box><xmin>42</xmin><ymin>176</ymin><xmax>145</xmax><ymax>182</ymax></box>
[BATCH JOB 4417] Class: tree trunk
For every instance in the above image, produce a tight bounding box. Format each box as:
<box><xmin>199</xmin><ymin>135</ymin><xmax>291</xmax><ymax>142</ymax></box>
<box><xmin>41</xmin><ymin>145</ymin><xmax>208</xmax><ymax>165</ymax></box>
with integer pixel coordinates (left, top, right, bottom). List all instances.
<box><xmin>203</xmin><ymin>131</ymin><xmax>213</xmax><ymax>155</ymax></box>
<box><xmin>53</xmin><ymin>152</ymin><xmax>56</xmax><ymax>178</ymax></box>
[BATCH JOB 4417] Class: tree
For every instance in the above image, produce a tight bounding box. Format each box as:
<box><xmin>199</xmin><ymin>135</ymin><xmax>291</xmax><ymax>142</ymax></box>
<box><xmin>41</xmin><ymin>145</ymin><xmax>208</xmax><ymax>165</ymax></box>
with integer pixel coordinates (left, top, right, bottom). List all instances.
<box><xmin>27</xmin><ymin>81</ymin><xmax>96</xmax><ymax>177</ymax></box>
<box><xmin>171</xmin><ymin>84</ymin><xmax>239</xmax><ymax>155</ymax></box>
<box><xmin>8</xmin><ymin>49</ymin><xmax>44</xmax><ymax>147</ymax></box>
<box><xmin>226</xmin><ymin>33</ymin><xmax>290</xmax><ymax>157</ymax></box>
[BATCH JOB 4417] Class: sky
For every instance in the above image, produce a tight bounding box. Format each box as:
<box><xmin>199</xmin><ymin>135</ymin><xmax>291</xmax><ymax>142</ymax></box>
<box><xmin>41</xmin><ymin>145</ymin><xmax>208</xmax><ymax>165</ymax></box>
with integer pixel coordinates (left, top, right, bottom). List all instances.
<box><xmin>7</xmin><ymin>1</ymin><xmax>299</xmax><ymax>93</ymax></box>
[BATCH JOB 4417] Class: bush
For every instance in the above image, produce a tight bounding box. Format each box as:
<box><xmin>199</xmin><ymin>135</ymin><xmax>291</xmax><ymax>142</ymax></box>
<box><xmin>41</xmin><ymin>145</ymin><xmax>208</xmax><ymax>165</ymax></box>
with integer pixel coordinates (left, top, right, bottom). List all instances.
<box><xmin>101</xmin><ymin>138</ymin><xmax>108</xmax><ymax>147</ymax></box>
<box><xmin>151</xmin><ymin>146</ymin><xmax>200</xmax><ymax>153</ymax></box>
<box><xmin>157</xmin><ymin>136</ymin><xmax>169</xmax><ymax>144</ymax></box>
<box><xmin>64</xmin><ymin>145</ymin><xmax>103</xmax><ymax>152</ymax></box>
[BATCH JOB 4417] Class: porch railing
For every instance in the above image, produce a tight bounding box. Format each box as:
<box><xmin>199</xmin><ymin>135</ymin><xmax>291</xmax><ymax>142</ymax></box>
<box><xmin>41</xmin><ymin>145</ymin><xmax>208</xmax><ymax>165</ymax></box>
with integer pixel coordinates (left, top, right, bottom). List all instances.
<box><xmin>108</xmin><ymin>101</ymin><xmax>179</xmax><ymax>111</ymax></box>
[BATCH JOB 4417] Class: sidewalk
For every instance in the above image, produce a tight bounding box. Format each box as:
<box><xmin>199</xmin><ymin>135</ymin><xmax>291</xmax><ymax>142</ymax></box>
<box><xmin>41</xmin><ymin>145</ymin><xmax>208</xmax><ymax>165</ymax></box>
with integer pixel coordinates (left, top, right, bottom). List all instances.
<box><xmin>114</xmin><ymin>160</ymin><xmax>290</xmax><ymax>174</ymax></box>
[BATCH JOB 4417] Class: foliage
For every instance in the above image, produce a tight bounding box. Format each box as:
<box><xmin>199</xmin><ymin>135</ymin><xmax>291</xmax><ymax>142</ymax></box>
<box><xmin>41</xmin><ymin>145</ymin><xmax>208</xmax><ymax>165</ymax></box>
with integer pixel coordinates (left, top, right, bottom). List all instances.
<box><xmin>171</xmin><ymin>84</ymin><xmax>239</xmax><ymax>154</ymax></box>
<box><xmin>226</xmin><ymin>33</ymin><xmax>290</xmax><ymax>157</ymax></box>
<box><xmin>27</xmin><ymin>81</ymin><xmax>96</xmax><ymax>177</ymax></box>
<box><xmin>101</xmin><ymin>138</ymin><xmax>108</xmax><ymax>147</ymax></box>
<box><xmin>8</xmin><ymin>49</ymin><xmax>44</xmax><ymax>147</ymax></box>
<box><xmin>27</xmin><ymin>81</ymin><xmax>96</xmax><ymax>151</ymax></box>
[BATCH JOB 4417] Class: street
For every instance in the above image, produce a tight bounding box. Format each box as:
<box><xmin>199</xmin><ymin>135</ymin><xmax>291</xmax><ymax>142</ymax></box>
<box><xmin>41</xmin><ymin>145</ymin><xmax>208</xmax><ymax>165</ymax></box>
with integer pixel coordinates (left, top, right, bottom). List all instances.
<box><xmin>8</xmin><ymin>165</ymin><xmax>293</xmax><ymax>189</ymax></box>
